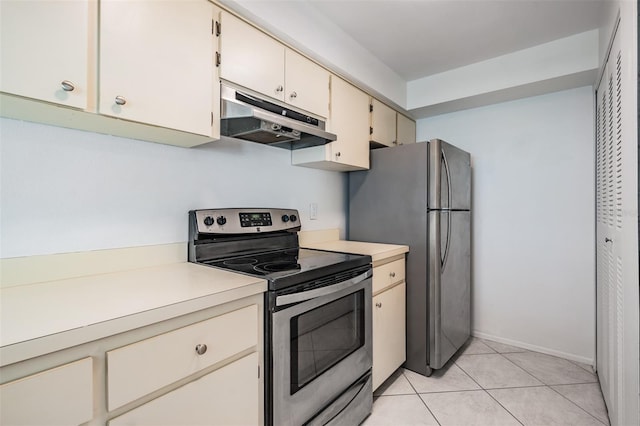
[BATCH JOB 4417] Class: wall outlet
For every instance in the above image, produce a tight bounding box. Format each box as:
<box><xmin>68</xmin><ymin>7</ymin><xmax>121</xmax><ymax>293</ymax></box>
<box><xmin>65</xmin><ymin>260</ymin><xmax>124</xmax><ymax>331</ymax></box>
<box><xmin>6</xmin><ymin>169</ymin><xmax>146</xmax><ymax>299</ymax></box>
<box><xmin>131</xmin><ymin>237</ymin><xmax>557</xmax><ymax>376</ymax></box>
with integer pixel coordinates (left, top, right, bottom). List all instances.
<box><xmin>309</xmin><ymin>203</ymin><xmax>318</xmax><ymax>220</ymax></box>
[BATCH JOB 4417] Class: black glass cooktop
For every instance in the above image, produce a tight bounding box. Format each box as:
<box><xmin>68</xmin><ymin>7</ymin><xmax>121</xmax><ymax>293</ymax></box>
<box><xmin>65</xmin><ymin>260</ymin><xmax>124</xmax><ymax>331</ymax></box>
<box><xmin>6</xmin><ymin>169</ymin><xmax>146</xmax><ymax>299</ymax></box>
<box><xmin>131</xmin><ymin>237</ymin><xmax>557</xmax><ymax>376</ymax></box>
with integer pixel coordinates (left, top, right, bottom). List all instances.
<box><xmin>201</xmin><ymin>248</ymin><xmax>371</xmax><ymax>291</ymax></box>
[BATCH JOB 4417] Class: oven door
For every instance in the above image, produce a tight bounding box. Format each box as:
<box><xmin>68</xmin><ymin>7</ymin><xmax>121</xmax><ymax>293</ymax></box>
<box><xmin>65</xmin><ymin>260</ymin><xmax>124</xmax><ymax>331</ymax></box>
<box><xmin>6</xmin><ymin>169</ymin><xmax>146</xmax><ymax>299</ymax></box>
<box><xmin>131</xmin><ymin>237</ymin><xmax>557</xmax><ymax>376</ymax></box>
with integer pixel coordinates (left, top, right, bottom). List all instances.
<box><xmin>271</xmin><ymin>268</ymin><xmax>372</xmax><ymax>426</ymax></box>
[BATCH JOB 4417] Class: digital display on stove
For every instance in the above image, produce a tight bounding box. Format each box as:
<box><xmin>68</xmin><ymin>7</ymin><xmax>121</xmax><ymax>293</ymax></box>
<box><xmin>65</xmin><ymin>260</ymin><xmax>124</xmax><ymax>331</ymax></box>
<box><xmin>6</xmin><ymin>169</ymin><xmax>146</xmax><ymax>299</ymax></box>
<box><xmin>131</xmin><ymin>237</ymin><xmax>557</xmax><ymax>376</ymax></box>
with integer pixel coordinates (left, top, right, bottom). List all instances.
<box><xmin>239</xmin><ymin>212</ymin><xmax>272</xmax><ymax>227</ymax></box>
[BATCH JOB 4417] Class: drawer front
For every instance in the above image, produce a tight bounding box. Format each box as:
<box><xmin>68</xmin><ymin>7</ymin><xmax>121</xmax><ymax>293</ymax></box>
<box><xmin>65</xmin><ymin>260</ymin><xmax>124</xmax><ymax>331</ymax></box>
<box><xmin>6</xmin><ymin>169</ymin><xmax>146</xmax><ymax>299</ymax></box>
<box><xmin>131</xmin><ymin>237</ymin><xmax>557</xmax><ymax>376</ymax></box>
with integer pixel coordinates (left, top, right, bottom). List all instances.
<box><xmin>107</xmin><ymin>304</ymin><xmax>258</xmax><ymax>410</ymax></box>
<box><xmin>373</xmin><ymin>258</ymin><xmax>405</xmax><ymax>294</ymax></box>
<box><xmin>0</xmin><ymin>357</ymin><xmax>93</xmax><ymax>425</ymax></box>
<box><xmin>109</xmin><ymin>352</ymin><xmax>259</xmax><ymax>426</ymax></box>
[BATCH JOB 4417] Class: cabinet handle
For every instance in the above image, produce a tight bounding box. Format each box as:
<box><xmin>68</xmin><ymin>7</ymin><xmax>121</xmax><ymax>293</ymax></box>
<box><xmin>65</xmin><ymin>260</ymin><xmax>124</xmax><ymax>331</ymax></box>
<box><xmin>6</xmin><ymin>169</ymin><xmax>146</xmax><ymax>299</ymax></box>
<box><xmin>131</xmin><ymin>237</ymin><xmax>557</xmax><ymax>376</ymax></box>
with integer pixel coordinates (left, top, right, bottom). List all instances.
<box><xmin>390</xmin><ymin>272</ymin><xmax>396</xmax><ymax>278</ymax></box>
<box><xmin>376</xmin><ymin>302</ymin><xmax>382</xmax><ymax>308</ymax></box>
<box><xmin>275</xmin><ymin>85</ymin><xmax>284</xmax><ymax>93</ymax></box>
<box><xmin>61</xmin><ymin>80</ymin><xmax>75</xmax><ymax>92</ymax></box>
<box><xmin>114</xmin><ymin>96</ymin><xmax>127</xmax><ymax>106</ymax></box>
<box><xmin>195</xmin><ymin>344</ymin><xmax>208</xmax><ymax>355</ymax></box>
<box><xmin>289</xmin><ymin>91</ymin><xmax>297</xmax><ymax>99</ymax></box>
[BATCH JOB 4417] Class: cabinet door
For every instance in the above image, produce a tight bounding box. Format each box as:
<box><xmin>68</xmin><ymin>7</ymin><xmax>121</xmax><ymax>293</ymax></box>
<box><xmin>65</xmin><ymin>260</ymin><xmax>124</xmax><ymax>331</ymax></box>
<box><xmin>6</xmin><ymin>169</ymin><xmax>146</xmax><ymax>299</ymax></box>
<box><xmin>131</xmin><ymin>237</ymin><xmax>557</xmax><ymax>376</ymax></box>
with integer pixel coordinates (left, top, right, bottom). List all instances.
<box><xmin>372</xmin><ymin>282</ymin><xmax>406</xmax><ymax>390</ymax></box>
<box><xmin>285</xmin><ymin>49</ymin><xmax>329</xmax><ymax>118</ymax></box>
<box><xmin>370</xmin><ymin>99</ymin><xmax>397</xmax><ymax>147</ymax></box>
<box><xmin>0</xmin><ymin>0</ymin><xmax>89</xmax><ymax>109</ymax></box>
<box><xmin>109</xmin><ymin>352</ymin><xmax>259</xmax><ymax>426</ymax></box>
<box><xmin>396</xmin><ymin>114</ymin><xmax>416</xmax><ymax>145</ymax></box>
<box><xmin>219</xmin><ymin>11</ymin><xmax>285</xmax><ymax>102</ymax></box>
<box><xmin>100</xmin><ymin>0</ymin><xmax>215</xmax><ymax>136</ymax></box>
<box><xmin>0</xmin><ymin>357</ymin><xmax>93</xmax><ymax>426</ymax></box>
<box><xmin>329</xmin><ymin>77</ymin><xmax>370</xmax><ymax>169</ymax></box>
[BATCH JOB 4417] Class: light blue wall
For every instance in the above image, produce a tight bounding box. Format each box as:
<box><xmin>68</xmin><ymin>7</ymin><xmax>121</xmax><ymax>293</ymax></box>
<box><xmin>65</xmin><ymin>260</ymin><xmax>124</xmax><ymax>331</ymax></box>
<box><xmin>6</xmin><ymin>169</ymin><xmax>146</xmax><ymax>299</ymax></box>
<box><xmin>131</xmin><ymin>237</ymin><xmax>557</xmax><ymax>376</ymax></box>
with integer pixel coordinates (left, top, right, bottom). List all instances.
<box><xmin>417</xmin><ymin>86</ymin><xmax>596</xmax><ymax>362</ymax></box>
<box><xmin>0</xmin><ymin>118</ymin><xmax>347</xmax><ymax>257</ymax></box>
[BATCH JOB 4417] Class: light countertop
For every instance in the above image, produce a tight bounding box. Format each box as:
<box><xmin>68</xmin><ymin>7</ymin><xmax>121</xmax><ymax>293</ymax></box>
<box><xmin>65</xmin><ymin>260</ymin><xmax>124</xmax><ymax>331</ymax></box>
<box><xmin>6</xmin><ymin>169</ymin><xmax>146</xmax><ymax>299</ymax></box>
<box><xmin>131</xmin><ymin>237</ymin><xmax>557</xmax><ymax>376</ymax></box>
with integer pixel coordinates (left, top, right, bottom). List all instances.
<box><xmin>0</xmin><ymin>262</ymin><xmax>266</xmax><ymax>366</ymax></box>
<box><xmin>301</xmin><ymin>240</ymin><xmax>409</xmax><ymax>266</ymax></box>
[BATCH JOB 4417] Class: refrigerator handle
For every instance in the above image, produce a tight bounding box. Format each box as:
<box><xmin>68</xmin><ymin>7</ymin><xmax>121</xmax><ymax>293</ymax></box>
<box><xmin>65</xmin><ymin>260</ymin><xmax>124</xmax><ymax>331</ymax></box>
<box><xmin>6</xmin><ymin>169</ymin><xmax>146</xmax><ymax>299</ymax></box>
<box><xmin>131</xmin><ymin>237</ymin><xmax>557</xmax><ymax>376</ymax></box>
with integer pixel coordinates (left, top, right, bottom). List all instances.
<box><xmin>441</xmin><ymin>150</ymin><xmax>453</xmax><ymax>269</ymax></box>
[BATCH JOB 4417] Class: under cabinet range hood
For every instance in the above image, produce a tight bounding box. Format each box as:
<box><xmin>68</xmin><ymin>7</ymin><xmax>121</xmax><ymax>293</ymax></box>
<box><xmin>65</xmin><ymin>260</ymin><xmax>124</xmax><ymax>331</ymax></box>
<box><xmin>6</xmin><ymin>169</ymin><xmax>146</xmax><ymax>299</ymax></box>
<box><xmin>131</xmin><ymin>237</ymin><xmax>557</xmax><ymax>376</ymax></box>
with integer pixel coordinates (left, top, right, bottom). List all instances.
<box><xmin>220</xmin><ymin>83</ymin><xmax>336</xmax><ymax>149</ymax></box>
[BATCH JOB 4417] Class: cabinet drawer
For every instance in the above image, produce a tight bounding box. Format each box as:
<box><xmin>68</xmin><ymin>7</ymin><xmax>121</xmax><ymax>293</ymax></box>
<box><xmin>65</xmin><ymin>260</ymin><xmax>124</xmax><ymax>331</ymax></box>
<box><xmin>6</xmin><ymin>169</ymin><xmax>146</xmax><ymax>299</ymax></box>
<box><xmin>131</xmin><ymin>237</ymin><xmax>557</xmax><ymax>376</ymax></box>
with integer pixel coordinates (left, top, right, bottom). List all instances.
<box><xmin>373</xmin><ymin>258</ymin><xmax>405</xmax><ymax>294</ymax></box>
<box><xmin>109</xmin><ymin>352</ymin><xmax>259</xmax><ymax>426</ymax></box>
<box><xmin>107</xmin><ymin>304</ymin><xmax>258</xmax><ymax>410</ymax></box>
<box><xmin>0</xmin><ymin>357</ymin><xmax>93</xmax><ymax>426</ymax></box>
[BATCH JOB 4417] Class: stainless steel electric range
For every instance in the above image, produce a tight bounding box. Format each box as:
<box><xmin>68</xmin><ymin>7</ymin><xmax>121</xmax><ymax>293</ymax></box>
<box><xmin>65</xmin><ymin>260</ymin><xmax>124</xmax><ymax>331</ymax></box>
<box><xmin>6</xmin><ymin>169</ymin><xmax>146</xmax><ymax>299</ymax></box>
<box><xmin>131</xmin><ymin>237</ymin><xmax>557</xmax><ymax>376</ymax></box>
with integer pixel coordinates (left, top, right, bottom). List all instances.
<box><xmin>188</xmin><ymin>208</ymin><xmax>373</xmax><ymax>426</ymax></box>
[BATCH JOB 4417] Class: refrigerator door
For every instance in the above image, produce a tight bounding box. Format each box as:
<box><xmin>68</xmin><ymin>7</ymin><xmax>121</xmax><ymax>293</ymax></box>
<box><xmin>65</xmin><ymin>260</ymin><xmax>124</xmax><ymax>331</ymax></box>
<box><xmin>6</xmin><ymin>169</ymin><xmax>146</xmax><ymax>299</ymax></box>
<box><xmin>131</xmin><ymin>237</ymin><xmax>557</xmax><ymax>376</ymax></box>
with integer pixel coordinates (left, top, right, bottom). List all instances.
<box><xmin>349</xmin><ymin>143</ymin><xmax>431</xmax><ymax>374</ymax></box>
<box><xmin>428</xmin><ymin>139</ymin><xmax>471</xmax><ymax>211</ymax></box>
<box><xmin>428</xmin><ymin>210</ymin><xmax>471</xmax><ymax>369</ymax></box>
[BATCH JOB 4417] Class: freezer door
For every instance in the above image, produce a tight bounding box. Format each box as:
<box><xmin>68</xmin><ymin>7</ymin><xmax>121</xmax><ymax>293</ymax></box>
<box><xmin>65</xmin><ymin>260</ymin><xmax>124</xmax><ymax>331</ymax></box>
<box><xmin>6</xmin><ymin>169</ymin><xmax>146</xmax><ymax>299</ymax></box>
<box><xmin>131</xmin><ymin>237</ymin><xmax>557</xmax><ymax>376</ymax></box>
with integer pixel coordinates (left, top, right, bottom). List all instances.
<box><xmin>428</xmin><ymin>210</ymin><xmax>471</xmax><ymax>369</ymax></box>
<box><xmin>428</xmin><ymin>139</ymin><xmax>471</xmax><ymax>210</ymax></box>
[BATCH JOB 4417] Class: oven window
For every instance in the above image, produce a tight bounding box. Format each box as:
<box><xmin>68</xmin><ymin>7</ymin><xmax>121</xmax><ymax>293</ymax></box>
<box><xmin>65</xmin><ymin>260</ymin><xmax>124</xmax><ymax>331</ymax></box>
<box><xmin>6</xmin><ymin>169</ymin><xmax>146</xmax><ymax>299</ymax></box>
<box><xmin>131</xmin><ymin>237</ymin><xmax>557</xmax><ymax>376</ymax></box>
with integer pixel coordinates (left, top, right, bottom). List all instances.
<box><xmin>290</xmin><ymin>289</ymin><xmax>365</xmax><ymax>394</ymax></box>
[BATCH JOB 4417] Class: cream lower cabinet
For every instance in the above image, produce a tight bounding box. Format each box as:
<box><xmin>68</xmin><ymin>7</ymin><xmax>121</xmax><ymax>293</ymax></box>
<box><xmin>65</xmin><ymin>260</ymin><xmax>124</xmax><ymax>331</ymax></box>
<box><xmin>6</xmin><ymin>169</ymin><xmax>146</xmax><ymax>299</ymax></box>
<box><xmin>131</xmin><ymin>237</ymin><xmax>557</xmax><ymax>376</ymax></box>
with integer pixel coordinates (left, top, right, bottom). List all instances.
<box><xmin>109</xmin><ymin>352</ymin><xmax>259</xmax><ymax>426</ymax></box>
<box><xmin>292</xmin><ymin>76</ymin><xmax>370</xmax><ymax>171</ymax></box>
<box><xmin>0</xmin><ymin>294</ymin><xmax>263</xmax><ymax>426</ymax></box>
<box><xmin>0</xmin><ymin>357</ymin><xmax>93</xmax><ymax>426</ymax></box>
<box><xmin>372</xmin><ymin>258</ymin><xmax>406</xmax><ymax>390</ymax></box>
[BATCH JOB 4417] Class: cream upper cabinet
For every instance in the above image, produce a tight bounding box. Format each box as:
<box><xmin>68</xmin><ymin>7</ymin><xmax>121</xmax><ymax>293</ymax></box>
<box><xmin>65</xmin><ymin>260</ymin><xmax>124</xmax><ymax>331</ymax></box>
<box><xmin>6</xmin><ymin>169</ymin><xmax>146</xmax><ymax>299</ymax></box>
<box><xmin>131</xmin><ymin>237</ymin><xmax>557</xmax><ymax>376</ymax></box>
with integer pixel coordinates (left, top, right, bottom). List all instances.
<box><xmin>328</xmin><ymin>77</ymin><xmax>370</xmax><ymax>169</ymax></box>
<box><xmin>285</xmin><ymin>49</ymin><xmax>330</xmax><ymax>118</ymax></box>
<box><xmin>397</xmin><ymin>113</ymin><xmax>417</xmax><ymax>145</ymax></box>
<box><xmin>0</xmin><ymin>357</ymin><xmax>93</xmax><ymax>426</ymax></box>
<box><xmin>291</xmin><ymin>76</ymin><xmax>369</xmax><ymax>171</ymax></box>
<box><xmin>370</xmin><ymin>98</ymin><xmax>397</xmax><ymax>147</ymax></box>
<box><xmin>219</xmin><ymin>11</ymin><xmax>285</xmax><ymax>101</ymax></box>
<box><xmin>99</xmin><ymin>0</ymin><xmax>217</xmax><ymax>137</ymax></box>
<box><xmin>219</xmin><ymin>11</ymin><xmax>329</xmax><ymax>118</ymax></box>
<box><xmin>0</xmin><ymin>0</ymin><xmax>90</xmax><ymax>109</ymax></box>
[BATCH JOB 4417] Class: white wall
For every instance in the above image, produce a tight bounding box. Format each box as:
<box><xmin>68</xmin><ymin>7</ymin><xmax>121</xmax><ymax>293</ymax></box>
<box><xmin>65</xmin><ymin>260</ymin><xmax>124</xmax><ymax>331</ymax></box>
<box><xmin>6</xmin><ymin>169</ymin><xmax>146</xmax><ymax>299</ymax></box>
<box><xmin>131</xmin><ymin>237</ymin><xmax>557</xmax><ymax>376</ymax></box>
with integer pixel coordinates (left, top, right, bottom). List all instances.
<box><xmin>0</xmin><ymin>118</ymin><xmax>347</xmax><ymax>258</ymax></box>
<box><xmin>417</xmin><ymin>86</ymin><xmax>596</xmax><ymax>363</ymax></box>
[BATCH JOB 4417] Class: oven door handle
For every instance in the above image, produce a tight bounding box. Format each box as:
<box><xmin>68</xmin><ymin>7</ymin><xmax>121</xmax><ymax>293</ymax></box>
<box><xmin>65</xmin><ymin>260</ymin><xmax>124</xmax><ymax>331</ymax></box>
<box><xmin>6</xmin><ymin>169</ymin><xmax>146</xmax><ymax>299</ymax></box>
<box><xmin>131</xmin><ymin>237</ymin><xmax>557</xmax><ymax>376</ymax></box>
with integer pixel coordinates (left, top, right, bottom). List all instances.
<box><xmin>275</xmin><ymin>269</ymin><xmax>371</xmax><ymax>306</ymax></box>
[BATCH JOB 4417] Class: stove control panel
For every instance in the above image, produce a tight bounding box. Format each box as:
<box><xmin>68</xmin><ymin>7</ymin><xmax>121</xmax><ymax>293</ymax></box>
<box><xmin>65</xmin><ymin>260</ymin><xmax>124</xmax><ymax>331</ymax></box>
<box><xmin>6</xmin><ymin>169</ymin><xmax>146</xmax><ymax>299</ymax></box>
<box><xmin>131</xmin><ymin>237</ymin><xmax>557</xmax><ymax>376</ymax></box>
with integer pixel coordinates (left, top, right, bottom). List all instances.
<box><xmin>193</xmin><ymin>208</ymin><xmax>300</xmax><ymax>234</ymax></box>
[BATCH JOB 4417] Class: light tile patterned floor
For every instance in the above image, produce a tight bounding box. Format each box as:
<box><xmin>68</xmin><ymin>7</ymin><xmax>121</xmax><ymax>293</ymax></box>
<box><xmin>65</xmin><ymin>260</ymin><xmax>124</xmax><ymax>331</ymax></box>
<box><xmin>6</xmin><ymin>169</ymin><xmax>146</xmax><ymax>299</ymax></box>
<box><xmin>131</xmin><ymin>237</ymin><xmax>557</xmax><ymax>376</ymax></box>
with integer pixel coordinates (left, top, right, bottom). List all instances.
<box><xmin>363</xmin><ymin>338</ymin><xmax>609</xmax><ymax>426</ymax></box>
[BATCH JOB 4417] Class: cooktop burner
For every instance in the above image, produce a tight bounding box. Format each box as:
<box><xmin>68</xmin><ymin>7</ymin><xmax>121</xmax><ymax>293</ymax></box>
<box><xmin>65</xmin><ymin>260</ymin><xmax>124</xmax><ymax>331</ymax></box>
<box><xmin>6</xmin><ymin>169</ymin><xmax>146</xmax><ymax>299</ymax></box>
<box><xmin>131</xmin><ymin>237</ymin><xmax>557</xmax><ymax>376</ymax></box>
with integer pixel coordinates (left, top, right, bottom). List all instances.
<box><xmin>200</xmin><ymin>248</ymin><xmax>370</xmax><ymax>291</ymax></box>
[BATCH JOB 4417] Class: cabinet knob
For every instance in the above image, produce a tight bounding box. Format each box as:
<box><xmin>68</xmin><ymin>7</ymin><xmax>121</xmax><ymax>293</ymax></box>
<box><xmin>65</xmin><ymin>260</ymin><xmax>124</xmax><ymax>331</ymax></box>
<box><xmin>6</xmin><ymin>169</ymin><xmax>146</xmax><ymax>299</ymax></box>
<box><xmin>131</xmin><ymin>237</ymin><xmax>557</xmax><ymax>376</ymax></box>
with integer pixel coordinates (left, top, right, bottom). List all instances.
<box><xmin>390</xmin><ymin>272</ymin><xmax>396</xmax><ymax>278</ymax></box>
<box><xmin>61</xmin><ymin>80</ymin><xmax>75</xmax><ymax>92</ymax></box>
<box><xmin>114</xmin><ymin>96</ymin><xmax>127</xmax><ymax>106</ymax></box>
<box><xmin>275</xmin><ymin>85</ymin><xmax>284</xmax><ymax>93</ymax></box>
<box><xmin>335</xmin><ymin>152</ymin><xmax>341</xmax><ymax>159</ymax></box>
<box><xmin>376</xmin><ymin>302</ymin><xmax>382</xmax><ymax>308</ymax></box>
<box><xmin>289</xmin><ymin>91</ymin><xmax>297</xmax><ymax>99</ymax></box>
<box><xmin>195</xmin><ymin>344</ymin><xmax>208</xmax><ymax>355</ymax></box>
<box><xmin>605</xmin><ymin>237</ymin><xmax>613</xmax><ymax>243</ymax></box>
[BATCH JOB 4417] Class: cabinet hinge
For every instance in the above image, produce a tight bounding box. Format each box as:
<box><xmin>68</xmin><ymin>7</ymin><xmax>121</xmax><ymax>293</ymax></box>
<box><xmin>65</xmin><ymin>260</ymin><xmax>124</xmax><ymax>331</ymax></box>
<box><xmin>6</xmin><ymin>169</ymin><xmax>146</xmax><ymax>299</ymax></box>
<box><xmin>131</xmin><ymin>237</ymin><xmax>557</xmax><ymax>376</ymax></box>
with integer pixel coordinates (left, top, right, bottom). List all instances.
<box><xmin>216</xmin><ymin>52</ymin><xmax>221</xmax><ymax>67</ymax></box>
<box><xmin>211</xmin><ymin>112</ymin><xmax>214</xmax><ymax>126</ymax></box>
<box><xmin>215</xmin><ymin>21</ymin><xmax>221</xmax><ymax>37</ymax></box>
<box><xmin>212</xmin><ymin>19</ymin><xmax>214</xmax><ymax>34</ymax></box>
<box><xmin>369</xmin><ymin>127</ymin><xmax>373</xmax><ymax>135</ymax></box>
<box><xmin>258</xmin><ymin>365</ymin><xmax>261</xmax><ymax>378</ymax></box>
<box><xmin>369</xmin><ymin>104</ymin><xmax>373</xmax><ymax>113</ymax></box>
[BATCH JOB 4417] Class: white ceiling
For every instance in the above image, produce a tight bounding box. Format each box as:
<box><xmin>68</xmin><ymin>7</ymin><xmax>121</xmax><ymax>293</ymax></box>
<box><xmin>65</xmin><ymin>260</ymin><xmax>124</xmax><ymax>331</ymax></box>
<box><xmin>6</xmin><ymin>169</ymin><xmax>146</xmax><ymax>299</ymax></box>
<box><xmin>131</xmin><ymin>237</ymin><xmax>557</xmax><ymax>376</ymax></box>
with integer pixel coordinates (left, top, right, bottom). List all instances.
<box><xmin>306</xmin><ymin>0</ymin><xmax>607</xmax><ymax>81</ymax></box>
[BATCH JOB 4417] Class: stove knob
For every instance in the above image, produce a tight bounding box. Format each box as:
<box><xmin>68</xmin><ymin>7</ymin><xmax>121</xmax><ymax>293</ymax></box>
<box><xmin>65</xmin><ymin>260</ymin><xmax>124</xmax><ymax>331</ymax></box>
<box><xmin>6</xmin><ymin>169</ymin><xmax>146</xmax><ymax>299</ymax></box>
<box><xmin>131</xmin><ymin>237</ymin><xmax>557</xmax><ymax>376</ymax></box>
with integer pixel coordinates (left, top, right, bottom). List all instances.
<box><xmin>282</xmin><ymin>214</ymin><xmax>290</xmax><ymax>222</ymax></box>
<box><xmin>203</xmin><ymin>216</ymin><xmax>214</xmax><ymax>226</ymax></box>
<box><xmin>290</xmin><ymin>214</ymin><xmax>298</xmax><ymax>222</ymax></box>
<box><xmin>216</xmin><ymin>216</ymin><xmax>227</xmax><ymax>225</ymax></box>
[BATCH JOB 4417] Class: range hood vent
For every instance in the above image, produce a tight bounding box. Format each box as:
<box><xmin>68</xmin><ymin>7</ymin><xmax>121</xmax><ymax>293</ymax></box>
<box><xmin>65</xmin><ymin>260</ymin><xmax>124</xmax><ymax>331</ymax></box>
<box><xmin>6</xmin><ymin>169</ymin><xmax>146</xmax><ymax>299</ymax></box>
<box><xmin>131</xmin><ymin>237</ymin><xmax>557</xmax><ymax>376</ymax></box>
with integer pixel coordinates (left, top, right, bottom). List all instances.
<box><xmin>220</xmin><ymin>83</ymin><xmax>336</xmax><ymax>150</ymax></box>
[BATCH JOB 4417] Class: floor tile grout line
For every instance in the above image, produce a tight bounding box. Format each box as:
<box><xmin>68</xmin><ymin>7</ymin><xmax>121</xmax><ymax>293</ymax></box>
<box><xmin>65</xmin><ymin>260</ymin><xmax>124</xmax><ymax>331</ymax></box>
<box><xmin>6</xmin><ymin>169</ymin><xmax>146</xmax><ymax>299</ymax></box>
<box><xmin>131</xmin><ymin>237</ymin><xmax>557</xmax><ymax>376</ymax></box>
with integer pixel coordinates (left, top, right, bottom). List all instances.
<box><xmin>454</xmin><ymin>356</ymin><xmax>527</xmax><ymax>426</ymax></box>
<box><xmin>400</xmin><ymin>369</ymin><xmax>443</xmax><ymax>426</ymax></box>
<box><xmin>498</xmin><ymin>351</ymin><xmax>550</xmax><ymax>385</ymax></box>
<box><xmin>548</xmin><ymin>383</ymin><xmax>610</xmax><ymax>425</ymax></box>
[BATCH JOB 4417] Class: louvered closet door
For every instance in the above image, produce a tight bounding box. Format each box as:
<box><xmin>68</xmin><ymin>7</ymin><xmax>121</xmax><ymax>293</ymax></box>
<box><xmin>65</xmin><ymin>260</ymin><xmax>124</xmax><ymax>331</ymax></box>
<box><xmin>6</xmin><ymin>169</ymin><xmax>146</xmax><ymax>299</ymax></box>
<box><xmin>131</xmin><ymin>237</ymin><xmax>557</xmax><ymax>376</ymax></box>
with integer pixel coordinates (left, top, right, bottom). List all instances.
<box><xmin>595</xmin><ymin>18</ymin><xmax>639</xmax><ymax>426</ymax></box>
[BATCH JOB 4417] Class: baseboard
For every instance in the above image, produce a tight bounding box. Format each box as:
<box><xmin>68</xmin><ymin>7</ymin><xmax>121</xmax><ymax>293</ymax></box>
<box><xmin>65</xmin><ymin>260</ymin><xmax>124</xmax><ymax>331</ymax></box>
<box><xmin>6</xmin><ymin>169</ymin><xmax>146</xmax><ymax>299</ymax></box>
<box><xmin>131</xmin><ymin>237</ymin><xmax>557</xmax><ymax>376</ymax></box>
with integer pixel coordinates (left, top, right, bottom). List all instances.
<box><xmin>472</xmin><ymin>330</ymin><xmax>595</xmax><ymax>369</ymax></box>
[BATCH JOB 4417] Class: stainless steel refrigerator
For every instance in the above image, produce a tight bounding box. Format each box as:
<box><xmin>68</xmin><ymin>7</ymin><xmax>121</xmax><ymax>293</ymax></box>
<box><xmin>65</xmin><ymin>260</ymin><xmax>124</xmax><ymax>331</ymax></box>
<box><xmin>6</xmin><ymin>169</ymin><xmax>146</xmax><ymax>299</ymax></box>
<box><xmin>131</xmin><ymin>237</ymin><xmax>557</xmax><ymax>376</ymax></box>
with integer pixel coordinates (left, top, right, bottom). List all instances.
<box><xmin>348</xmin><ymin>139</ymin><xmax>471</xmax><ymax>376</ymax></box>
